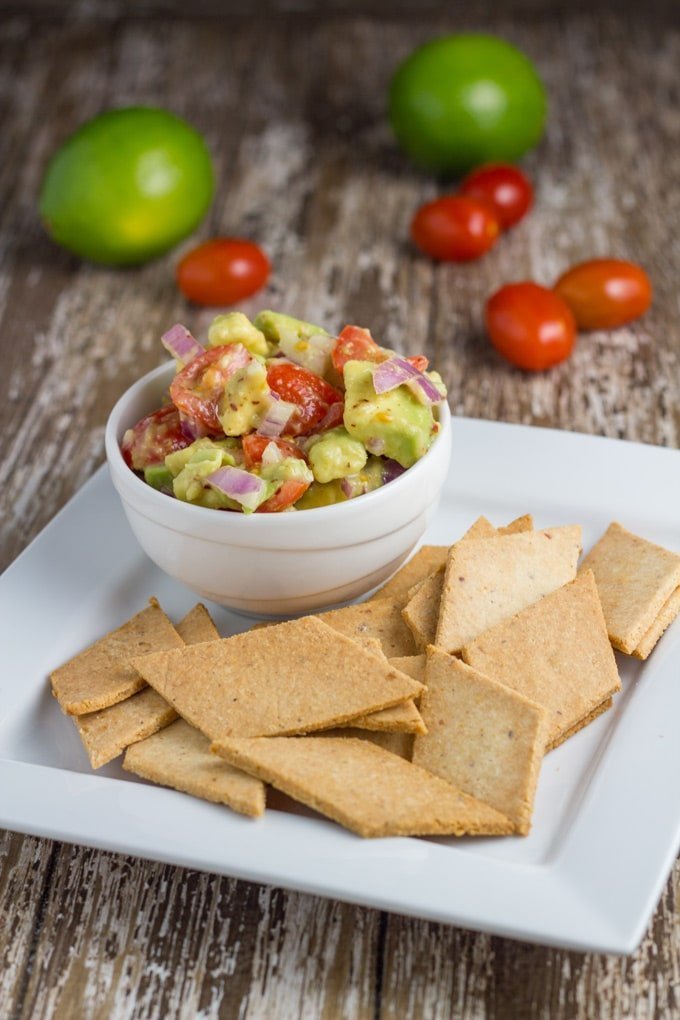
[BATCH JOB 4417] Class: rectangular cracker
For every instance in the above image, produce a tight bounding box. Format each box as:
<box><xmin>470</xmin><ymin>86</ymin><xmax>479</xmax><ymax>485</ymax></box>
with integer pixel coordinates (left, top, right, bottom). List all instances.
<box><xmin>462</xmin><ymin>570</ymin><xmax>621</xmax><ymax>747</ymax></box>
<box><xmin>73</xmin><ymin>603</ymin><xmax>221</xmax><ymax>769</ymax></box>
<box><xmin>412</xmin><ymin>648</ymin><xmax>547</xmax><ymax>835</ymax></box>
<box><xmin>50</xmin><ymin>599</ymin><xmax>184</xmax><ymax>715</ymax></box>
<box><xmin>124</xmin><ymin>719</ymin><xmax>265</xmax><ymax>817</ymax></box>
<box><xmin>368</xmin><ymin>546</ymin><xmax>448</xmax><ymax>604</ymax></box>
<box><xmin>401</xmin><ymin>515</ymin><xmax>533</xmax><ymax>650</ymax></box>
<box><xmin>580</xmin><ymin>522</ymin><xmax>680</xmax><ymax>654</ymax></box>
<box><xmin>633</xmin><ymin>587</ymin><xmax>680</xmax><ymax>660</ymax></box>
<box><xmin>319</xmin><ymin>598</ymin><xmax>417</xmax><ymax>657</ymax></box>
<box><xmin>213</xmin><ymin>736</ymin><xmax>513</xmax><ymax>838</ymax></box>
<box><xmin>132</xmin><ymin>616</ymin><xmax>424</xmax><ymax>741</ymax></box>
<box><xmin>436</xmin><ymin>526</ymin><xmax>582</xmax><ymax>654</ymax></box>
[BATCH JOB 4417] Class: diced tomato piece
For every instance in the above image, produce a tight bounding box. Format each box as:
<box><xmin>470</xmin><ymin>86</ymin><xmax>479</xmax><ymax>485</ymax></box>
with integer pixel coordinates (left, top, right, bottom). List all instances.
<box><xmin>241</xmin><ymin>434</ymin><xmax>305</xmax><ymax>469</ymax></box>
<box><xmin>169</xmin><ymin>344</ymin><xmax>252</xmax><ymax>432</ymax></box>
<box><xmin>266</xmin><ymin>363</ymin><xmax>343</xmax><ymax>437</ymax></box>
<box><xmin>257</xmin><ymin>479</ymin><xmax>310</xmax><ymax>512</ymax></box>
<box><xmin>121</xmin><ymin>405</ymin><xmax>190</xmax><ymax>471</ymax></box>
<box><xmin>405</xmin><ymin>354</ymin><xmax>429</xmax><ymax>372</ymax></box>
<box><xmin>331</xmin><ymin>325</ymin><xmax>384</xmax><ymax>374</ymax></box>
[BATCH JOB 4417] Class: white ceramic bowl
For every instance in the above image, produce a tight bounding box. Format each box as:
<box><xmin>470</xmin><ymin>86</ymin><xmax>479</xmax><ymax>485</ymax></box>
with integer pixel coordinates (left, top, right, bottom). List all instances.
<box><xmin>105</xmin><ymin>362</ymin><xmax>452</xmax><ymax>617</ymax></box>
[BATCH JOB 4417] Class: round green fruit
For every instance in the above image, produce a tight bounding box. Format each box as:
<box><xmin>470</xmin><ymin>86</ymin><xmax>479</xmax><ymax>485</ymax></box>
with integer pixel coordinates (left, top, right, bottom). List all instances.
<box><xmin>39</xmin><ymin>107</ymin><xmax>215</xmax><ymax>266</ymax></box>
<box><xmin>389</xmin><ymin>34</ymin><xmax>547</xmax><ymax>175</ymax></box>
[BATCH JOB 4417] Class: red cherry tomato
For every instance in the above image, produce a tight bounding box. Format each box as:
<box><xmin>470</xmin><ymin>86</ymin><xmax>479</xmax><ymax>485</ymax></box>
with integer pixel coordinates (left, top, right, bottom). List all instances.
<box><xmin>459</xmin><ymin>164</ymin><xmax>533</xmax><ymax>229</ymax></box>
<box><xmin>170</xmin><ymin>344</ymin><xmax>252</xmax><ymax>432</ymax></box>
<box><xmin>176</xmin><ymin>238</ymin><xmax>270</xmax><ymax>306</ymax></box>
<box><xmin>121</xmin><ymin>405</ymin><xmax>190</xmax><ymax>470</ymax></box>
<box><xmin>257</xmin><ymin>479</ymin><xmax>310</xmax><ymax>513</ymax></box>
<box><xmin>553</xmin><ymin>259</ymin><xmax>652</xmax><ymax>330</ymax></box>
<box><xmin>242</xmin><ymin>434</ymin><xmax>305</xmax><ymax>469</ymax></box>
<box><xmin>411</xmin><ymin>196</ymin><xmax>500</xmax><ymax>261</ymax></box>
<box><xmin>332</xmin><ymin>326</ymin><xmax>429</xmax><ymax>375</ymax></box>
<box><xmin>485</xmin><ymin>282</ymin><xmax>577</xmax><ymax>372</ymax></box>
<box><xmin>267</xmin><ymin>363</ymin><xmax>343</xmax><ymax>436</ymax></box>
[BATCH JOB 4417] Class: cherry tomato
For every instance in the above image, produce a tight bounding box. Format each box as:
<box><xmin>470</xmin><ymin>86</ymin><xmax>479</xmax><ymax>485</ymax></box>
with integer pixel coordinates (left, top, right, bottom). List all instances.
<box><xmin>242</xmin><ymin>434</ymin><xmax>305</xmax><ymax>469</ymax></box>
<box><xmin>170</xmin><ymin>343</ymin><xmax>252</xmax><ymax>431</ymax></box>
<box><xmin>176</xmin><ymin>238</ymin><xmax>270</xmax><ymax>306</ymax></box>
<box><xmin>485</xmin><ymin>282</ymin><xmax>576</xmax><ymax>371</ymax></box>
<box><xmin>459</xmin><ymin>163</ymin><xmax>533</xmax><ymax>229</ymax></box>
<box><xmin>332</xmin><ymin>326</ymin><xmax>429</xmax><ymax>375</ymax></box>
<box><xmin>257</xmin><ymin>479</ymin><xmax>310</xmax><ymax>513</ymax></box>
<box><xmin>411</xmin><ymin>196</ymin><xmax>500</xmax><ymax>261</ymax></box>
<box><xmin>553</xmin><ymin>259</ymin><xmax>652</xmax><ymax>330</ymax></box>
<box><xmin>267</xmin><ymin>363</ymin><xmax>343</xmax><ymax>436</ymax></box>
<box><xmin>121</xmin><ymin>405</ymin><xmax>190</xmax><ymax>470</ymax></box>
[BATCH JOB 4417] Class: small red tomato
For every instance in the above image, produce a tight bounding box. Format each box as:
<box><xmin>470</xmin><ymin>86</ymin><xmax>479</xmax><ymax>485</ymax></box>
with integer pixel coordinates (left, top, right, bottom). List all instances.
<box><xmin>121</xmin><ymin>405</ymin><xmax>190</xmax><ymax>470</ymax></box>
<box><xmin>485</xmin><ymin>282</ymin><xmax>576</xmax><ymax>372</ymax></box>
<box><xmin>459</xmin><ymin>164</ymin><xmax>533</xmax><ymax>229</ymax></box>
<box><xmin>411</xmin><ymin>196</ymin><xmax>500</xmax><ymax>261</ymax></box>
<box><xmin>176</xmin><ymin>238</ymin><xmax>270</xmax><ymax>306</ymax></box>
<box><xmin>553</xmin><ymin>259</ymin><xmax>652</xmax><ymax>330</ymax></box>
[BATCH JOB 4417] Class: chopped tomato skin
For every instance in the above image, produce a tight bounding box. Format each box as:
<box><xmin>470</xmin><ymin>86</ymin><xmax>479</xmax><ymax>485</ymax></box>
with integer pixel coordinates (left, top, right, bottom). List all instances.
<box><xmin>121</xmin><ymin>405</ymin><xmax>190</xmax><ymax>470</ymax></box>
<box><xmin>242</xmin><ymin>434</ymin><xmax>305</xmax><ymax>468</ymax></box>
<box><xmin>257</xmin><ymin>479</ymin><xmax>310</xmax><ymax>512</ymax></box>
<box><xmin>332</xmin><ymin>326</ymin><xmax>429</xmax><ymax>375</ymax></box>
<box><xmin>170</xmin><ymin>344</ymin><xmax>252</xmax><ymax>432</ymax></box>
<box><xmin>266</xmin><ymin>363</ymin><xmax>343</xmax><ymax>436</ymax></box>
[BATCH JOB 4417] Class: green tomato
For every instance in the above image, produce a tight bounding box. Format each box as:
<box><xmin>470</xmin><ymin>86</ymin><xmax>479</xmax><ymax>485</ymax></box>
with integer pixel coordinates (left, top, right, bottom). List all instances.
<box><xmin>39</xmin><ymin>107</ymin><xmax>214</xmax><ymax>266</ymax></box>
<box><xmin>389</xmin><ymin>34</ymin><xmax>547</xmax><ymax>175</ymax></box>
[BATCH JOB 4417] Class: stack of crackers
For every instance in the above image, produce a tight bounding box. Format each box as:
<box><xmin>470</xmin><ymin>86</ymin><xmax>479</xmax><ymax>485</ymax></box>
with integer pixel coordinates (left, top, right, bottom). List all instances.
<box><xmin>49</xmin><ymin>518</ymin><xmax>680</xmax><ymax>839</ymax></box>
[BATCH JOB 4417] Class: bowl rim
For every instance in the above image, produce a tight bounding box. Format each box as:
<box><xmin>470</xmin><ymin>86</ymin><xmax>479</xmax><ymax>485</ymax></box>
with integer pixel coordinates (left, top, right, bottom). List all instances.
<box><xmin>105</xmin><ymin>360</ymin><xmax>452</xmax><ymax>530</ymax></box>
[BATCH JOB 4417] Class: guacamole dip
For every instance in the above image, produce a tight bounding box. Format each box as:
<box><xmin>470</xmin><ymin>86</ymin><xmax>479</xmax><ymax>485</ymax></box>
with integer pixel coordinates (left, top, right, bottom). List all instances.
<box><xmin>121</xmin><ymin>313</ymin><xmax>447</xmax><ymax>513</ymax></box>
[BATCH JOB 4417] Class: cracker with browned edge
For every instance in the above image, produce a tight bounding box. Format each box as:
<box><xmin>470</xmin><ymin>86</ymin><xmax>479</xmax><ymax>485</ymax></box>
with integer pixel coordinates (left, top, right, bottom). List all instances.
<box><xmin>319</xmin><ymin>598</ymin><xmax>417</xmax><ymax>657</ymax></box>
<box><xmin>633</xmin><ymin>587</ymin><xmax>680</xmax><ymax>660</ymax></box>
<box><xmin>412</xmin><ymin>648</ymin><xmax>547</xmax><ymax>834</ymax></box>
<box><xmin>402</xmin><ymin>515</ymin><xmax>534</xmax><ymax>650</ymax></box>
<box><xmin>124</xmin><ymin>719</ymin><xmax>265</xmax><ymax>817</ymax></box>
<box><xmin>132</xmin><ymin>616</ymin><xmax>424</xmax><ymax>741</ymax></box>
<box><xmin>462</xmin><ymin>570</ymin><xmax>620</xmax><ymax>747</ymax></box>
<box><xmin>580</xmin><ymin>522</ymin><xmax>680</xmax><ymax>654</ymax></box>
<box><xmin>213</xmin><ymin>736</ymin><xmax>513</xmax><ymax>838</ymax></box>
<box><xmin>436</xmin><ymin>526</ymin><xmax>582</xmax><ymax>654</ymax></box>
<box><xmin>74</xmin><ymin>603</ymin><xmax>221</xmax><ymax>769</ymax></box>
<box><xmin>50</xmin><ymin>599</ymin><xmax>184</xmax><ymax>716</ymax></box>
<box><xmin>546</xmin><ymin>696</ymin><xmax>613</xmax><ymax>751</ymax></box>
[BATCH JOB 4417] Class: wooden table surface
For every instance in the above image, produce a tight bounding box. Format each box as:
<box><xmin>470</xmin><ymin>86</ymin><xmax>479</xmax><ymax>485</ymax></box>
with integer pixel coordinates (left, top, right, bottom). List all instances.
<box><xmin>1</xmin><ymin>3</ymin><xmax>679</xmax><ymax>1017</ymax></box>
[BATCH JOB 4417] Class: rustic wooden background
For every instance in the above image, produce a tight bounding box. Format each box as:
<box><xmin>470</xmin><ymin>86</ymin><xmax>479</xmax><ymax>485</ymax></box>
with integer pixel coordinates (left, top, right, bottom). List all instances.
<box><xmin>1</xmin><ymin>2</ymin><xmax>679</xmax><ymax>1017</ymax></box>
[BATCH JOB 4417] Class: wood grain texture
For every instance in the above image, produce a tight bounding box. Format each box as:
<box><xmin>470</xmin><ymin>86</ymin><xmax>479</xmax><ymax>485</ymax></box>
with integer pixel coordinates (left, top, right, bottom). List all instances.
<box><xmin>1</xmin><ymin>5</ymin><xmax>679</xmax><ymax>1018</ymax></box>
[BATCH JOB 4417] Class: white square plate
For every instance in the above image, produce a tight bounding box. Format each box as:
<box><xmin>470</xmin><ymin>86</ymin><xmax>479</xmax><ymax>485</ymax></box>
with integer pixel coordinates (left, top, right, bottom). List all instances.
<box><xmin>1</xmin><ymin>418</ymin><xmax>679</xmax><ymax>954</ymax></box>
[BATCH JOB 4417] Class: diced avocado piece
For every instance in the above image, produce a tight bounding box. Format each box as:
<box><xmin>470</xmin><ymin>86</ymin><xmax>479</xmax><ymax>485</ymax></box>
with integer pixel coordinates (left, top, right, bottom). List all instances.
<box><xmin>294</xmin><ymin>479</ymin><xmax>348</xmax><ymax>509</ymax></box>
<box><xmin>165</xmin><ymin>438</ymin><xmax>239</xmax><ymax>478</ymax></box>
<box><xmin>143</xmin><ymin>464</ymin><xmax>174</xmax><ymax>493</ymax></box>
<box><xmin>254</xmin><ymin>310</ymin><xmax>329</xmax><ymax>345</ymax></box>
<box><xmin>341</xmin><ymin>455</ymin><xmax>385</xmax><ymax>499</ymax></box>
<box><xmin>171</xmin><ymin>442</ymin><xmax>241</xmax><ymax>509</ymax></box>
<box><xmin>342</xmin><ymin>361</ymin><xmax>436</xmax><ymax>469</ymax></box>
<box><xmin>307</xmin><ymin>427</ymin><xmax>367</xmax><ymax>484</ymax></box>
<box><xmin>259</xmin><ymin>457</ymin><xmax>314</xmax><ymax>487</ymax></box>
<box><xmin>218</xmin><ymin>360</ymin><xmax>270</xmax><ymax>436</ymax></box>
<box><xmin>208</xmin><ymin>312</ymin><xmax>268</xmax><ymax>358</ymax></box>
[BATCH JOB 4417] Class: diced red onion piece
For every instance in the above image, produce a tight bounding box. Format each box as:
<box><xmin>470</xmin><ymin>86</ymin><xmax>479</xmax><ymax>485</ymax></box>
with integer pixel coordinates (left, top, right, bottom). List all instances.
<box><xmin>179</xmin><ymin>412</ymin><xmax>212</xmax><ymax>441</ymax></box>
<box><xmin>206</xmin><ymin>466</ymin><xmax>268</xmax><ymax>512</ymax></box>
<box><xmin>365</xmin><ymin>436</ymin><xmax>386</xmax><ymax>456</ymax></box>
<box><xmin>278</xmin><ymin>330</ymin><xmax>336</xmax><ymax>376</ymax></box>
<box><xmin>382</xmin><ymin>458</ymin><xmax>406</xmax><ymax>484</ymax></box>
<box><xmin>261</xmin><ymin>441</ymin><xmax>285</xmax><ymax>466</ymax></box>
<box><xmin>372</xmin><ymin>357</ymin><xmax>441</xmax><ymax>404</ymax></box>
<box><xmin>257</xmin><ymin>394</ymin><xmax>297</xmax><ymax>437</ymax></box>
<box><xmin>161</xmin><ymin>324</ymin><xmax>204</xmax><ymax>366</ymax></box>
<box><xmin>316</xmin><ymin>401</ymin><xmax>345</xmax><ymax>432</ymax></box>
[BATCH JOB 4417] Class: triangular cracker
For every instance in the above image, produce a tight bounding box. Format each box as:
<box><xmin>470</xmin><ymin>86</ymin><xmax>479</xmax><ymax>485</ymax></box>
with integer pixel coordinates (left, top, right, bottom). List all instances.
<box><xmin>412</xmin><ymin>648</ymin><xmax>547</xmax><ymax>834</ymax></box>
<box><xmin>580</xmin><ymin>522</ymin><xmax>680</xmax><ymax>654</ymax></box>
<box><xmin>50</xmin><ymin>599</ymin><xmax>184</xmax><ymax>715</ymax></box>
<box><xmin>131</xmin><ymin>617</ymin><xmax>424</xmax><ymax>741</ymax></box>
<box><xmin>124</xmin><ymin>719</ymin><xmax>265</xmax><ymax>817</ymax></box>
<box><xmin>350</xmin><ymin>655</ymin><xmax>426</xmax><ymax>734</ymax></box>
<box><xmin>73</xmin><ymin>603</ymin><xmax>220</xmax><ymax>768</ymax></box>
<box><xmin>462</xmin><ymin>571</ymin><xmax>620</xmax><ymax>747</ymax></box>
<box><xmin>319</xmin><ymin>598</ymin><xmax>416</xmax><ymax>657</ymax></box>
<box><xmin>499</xmin><ymin>514</ymin><xmax>534</xmax><ymax>535</ymax></box>
<box><xmin>633</xmin><ymin>587</ymin><xmax>680</xmax><ymax>660</ymax></box>
<box><xmin>436</xmin><ymin>526</ymin><xmax>582</xmax><ymax>653</ymax></box>
<box><xmin>213</xmin><ymin>736</ymin><xmax>513</xmax><ymax>838</ymax></box>
<box><xmin>368</xmin><ymin>545</ymin><xmax>448</xmax><ymax>604</ymax></box>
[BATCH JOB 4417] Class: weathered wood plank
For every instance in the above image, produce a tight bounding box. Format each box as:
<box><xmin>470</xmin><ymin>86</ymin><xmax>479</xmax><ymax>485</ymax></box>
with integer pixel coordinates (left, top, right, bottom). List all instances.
<box><xmin>0</xmin><ymin>6</ymin><xmax>679</xmax><ymax>1020</ymax></box>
